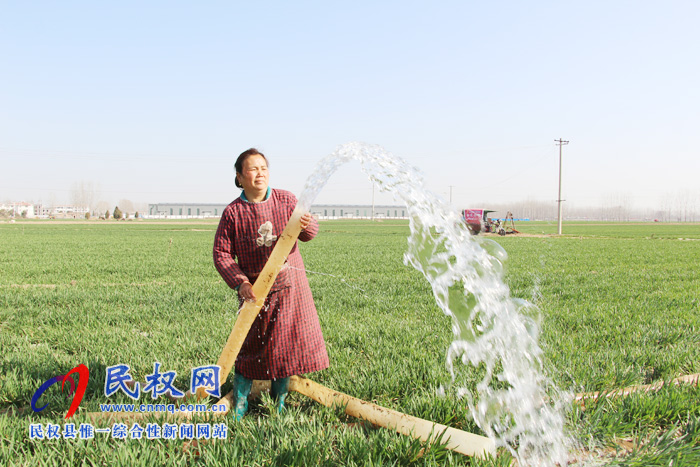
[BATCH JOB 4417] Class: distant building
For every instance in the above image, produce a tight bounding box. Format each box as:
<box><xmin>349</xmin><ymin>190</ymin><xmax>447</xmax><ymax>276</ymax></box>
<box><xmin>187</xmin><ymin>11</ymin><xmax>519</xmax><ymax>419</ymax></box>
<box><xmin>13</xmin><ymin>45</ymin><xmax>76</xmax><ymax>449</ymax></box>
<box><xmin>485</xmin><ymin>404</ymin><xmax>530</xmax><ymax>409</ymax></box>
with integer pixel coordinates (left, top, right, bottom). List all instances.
<box><xmin>0</xmin><ymin>202</ymin><xmax>35</xmax><ymax>218</ymax></box>
<box><xmin>34</xmin><ymin>204</ymin><xmax>88</xmax><ymax>218</ymax></box>
<box><xmin>309</xmin><ymin>204</ymin><xmax>407</xmax><ymax>219</ymax></box>
<box><xmin>148</xmin><ymin>203</ymin><xmax>227</xmax><ymax>219</ymax></box>
<box><xmin>146</xmin><ymin>202</ymin><xmax>408</xmax><ymax>219</ymax></box>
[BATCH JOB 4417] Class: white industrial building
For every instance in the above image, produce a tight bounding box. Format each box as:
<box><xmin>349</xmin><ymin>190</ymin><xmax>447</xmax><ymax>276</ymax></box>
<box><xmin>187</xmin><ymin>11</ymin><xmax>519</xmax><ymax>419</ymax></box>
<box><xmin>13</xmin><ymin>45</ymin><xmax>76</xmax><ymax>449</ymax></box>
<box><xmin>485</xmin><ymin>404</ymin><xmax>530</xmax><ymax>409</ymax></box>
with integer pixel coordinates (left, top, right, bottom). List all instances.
<box><xmin>147</xmin><ymin>203</ymin><xmax>227</xmax><ymax>219</ymax></box>
<box><xmin>309</xmin><ymin>204</ymin><xmax>407</xmax><ymax>219</ymax></box>
<box><xmin>147</xmin><ymin>203</ymin><xmax>407</xmax><ymax>220</ymax></box>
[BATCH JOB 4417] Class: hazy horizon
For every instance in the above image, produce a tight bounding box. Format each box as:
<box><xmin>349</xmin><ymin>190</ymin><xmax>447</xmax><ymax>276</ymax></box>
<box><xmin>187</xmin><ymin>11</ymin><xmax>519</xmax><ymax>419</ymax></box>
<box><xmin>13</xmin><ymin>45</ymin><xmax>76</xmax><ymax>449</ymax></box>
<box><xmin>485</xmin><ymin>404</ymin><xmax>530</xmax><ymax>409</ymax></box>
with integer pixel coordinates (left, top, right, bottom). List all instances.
<box><xmin>2</xmin><ymin>2</ymin><xmax>698</xmax><ymax>216</ymax></box>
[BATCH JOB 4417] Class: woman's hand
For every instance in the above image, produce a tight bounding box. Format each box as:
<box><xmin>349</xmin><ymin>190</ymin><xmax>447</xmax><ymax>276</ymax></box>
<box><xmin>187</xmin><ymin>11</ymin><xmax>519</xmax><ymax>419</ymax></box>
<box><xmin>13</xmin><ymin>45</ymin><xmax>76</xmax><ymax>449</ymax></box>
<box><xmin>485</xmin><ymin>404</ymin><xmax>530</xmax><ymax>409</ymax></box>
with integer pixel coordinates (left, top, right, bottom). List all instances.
<box><xmin>238</xmin><ymin>281</ymin><xmax>256</xmax><ymax>302</ymax></box>
<box><xmin>300</xmin><ymin>212</ymin><xmax>313</xmax><ymax>230</ymax></box>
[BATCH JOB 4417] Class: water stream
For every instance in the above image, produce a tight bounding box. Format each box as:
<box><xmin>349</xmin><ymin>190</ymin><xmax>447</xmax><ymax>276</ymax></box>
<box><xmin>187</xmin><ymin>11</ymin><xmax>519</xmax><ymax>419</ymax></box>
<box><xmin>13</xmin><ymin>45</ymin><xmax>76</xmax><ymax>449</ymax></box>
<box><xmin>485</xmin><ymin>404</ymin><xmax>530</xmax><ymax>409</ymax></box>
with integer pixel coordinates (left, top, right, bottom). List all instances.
<box><xmin>298</xmin><ymin>142</ymin><xmax>569</xmax><ymax>466</ymax></box>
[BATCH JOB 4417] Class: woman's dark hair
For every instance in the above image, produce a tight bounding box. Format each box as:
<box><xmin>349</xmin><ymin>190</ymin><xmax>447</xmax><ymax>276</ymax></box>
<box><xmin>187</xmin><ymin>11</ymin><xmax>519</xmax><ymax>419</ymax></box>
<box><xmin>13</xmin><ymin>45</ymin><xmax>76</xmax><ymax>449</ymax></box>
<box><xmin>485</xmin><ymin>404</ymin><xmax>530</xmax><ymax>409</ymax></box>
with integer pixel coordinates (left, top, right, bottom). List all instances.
<box><xmin>235</xmin><ymin>148</ymin><xmax>268</xmax><ymax>188</ymax></box>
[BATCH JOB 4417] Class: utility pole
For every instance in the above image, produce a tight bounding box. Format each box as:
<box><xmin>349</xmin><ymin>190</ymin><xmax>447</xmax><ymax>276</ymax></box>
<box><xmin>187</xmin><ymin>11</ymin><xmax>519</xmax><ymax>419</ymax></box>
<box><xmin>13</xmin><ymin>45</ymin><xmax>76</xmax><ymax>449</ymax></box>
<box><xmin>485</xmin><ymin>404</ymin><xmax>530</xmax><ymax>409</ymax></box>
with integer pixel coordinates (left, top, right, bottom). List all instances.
<box><xmin>555</xmin><ymin>138</ymin><xmax>569</xmax><ymax>235</ymax></box>
<box><xmin>371</xmin><ymin>182</ymin><xmax>375</xmax><ymax>221</ymax></box>
<box><xmin>448</xmin><ymin>185</ymin><xmax>454</xmax><ymax>204</ymax></box>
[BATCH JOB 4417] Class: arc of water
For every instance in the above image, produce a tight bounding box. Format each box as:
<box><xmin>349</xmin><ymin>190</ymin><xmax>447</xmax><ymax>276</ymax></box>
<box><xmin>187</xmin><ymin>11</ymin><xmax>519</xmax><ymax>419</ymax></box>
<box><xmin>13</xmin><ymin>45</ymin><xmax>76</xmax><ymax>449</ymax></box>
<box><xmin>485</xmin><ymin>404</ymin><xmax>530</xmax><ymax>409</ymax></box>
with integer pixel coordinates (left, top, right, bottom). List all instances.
<box><xmin>298</xmin><ymin>142</ymin><xmax>568</xmax><ymax>466</ymax></box>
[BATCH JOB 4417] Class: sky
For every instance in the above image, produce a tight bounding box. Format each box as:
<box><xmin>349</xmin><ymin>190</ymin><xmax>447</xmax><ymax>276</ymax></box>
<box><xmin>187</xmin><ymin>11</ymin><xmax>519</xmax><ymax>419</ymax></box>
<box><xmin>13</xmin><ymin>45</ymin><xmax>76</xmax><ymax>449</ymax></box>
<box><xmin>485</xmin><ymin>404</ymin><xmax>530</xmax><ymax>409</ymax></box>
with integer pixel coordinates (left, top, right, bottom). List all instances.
<box><xmin>1</xmin><ymin>1</ymin><xmax>698</xmax><ymax>212</ymax></box>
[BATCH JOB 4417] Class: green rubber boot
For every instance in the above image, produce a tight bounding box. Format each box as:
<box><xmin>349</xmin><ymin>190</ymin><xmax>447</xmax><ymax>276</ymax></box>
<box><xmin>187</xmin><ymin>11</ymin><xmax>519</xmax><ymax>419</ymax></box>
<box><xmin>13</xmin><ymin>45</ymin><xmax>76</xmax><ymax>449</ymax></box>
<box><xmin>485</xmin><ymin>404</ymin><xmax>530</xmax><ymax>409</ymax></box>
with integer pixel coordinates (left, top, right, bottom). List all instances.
<box><xmin>232</xmin><ymin>372</ymin><xmax>252</xmax><ymax>421</ymax></box>
<box><xmin>270</xmin><ymin>377</ymin><xmax>290</xmax><ymax>414</ymax></box>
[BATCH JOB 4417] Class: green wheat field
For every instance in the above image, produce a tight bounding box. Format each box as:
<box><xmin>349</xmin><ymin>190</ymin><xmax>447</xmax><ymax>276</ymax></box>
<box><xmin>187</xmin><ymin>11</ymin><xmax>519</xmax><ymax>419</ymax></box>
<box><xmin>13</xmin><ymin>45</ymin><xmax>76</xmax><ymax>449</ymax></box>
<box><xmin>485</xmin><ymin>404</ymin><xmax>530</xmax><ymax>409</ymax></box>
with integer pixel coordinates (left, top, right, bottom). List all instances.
<box><xmin>1</xmin><ymin>220</ymin><xmax>699</xmax><ymax>466</ymax></box>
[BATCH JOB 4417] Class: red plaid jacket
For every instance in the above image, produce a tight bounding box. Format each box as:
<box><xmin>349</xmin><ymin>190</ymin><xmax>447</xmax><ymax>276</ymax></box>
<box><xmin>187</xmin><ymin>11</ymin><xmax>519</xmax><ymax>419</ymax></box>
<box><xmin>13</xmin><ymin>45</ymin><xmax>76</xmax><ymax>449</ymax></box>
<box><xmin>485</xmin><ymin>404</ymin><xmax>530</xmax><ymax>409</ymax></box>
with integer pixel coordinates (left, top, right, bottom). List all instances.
<box><xmin>213</xmin><ymin>189</ymin><xmax>329</xmax><ymax>380</ymax></box>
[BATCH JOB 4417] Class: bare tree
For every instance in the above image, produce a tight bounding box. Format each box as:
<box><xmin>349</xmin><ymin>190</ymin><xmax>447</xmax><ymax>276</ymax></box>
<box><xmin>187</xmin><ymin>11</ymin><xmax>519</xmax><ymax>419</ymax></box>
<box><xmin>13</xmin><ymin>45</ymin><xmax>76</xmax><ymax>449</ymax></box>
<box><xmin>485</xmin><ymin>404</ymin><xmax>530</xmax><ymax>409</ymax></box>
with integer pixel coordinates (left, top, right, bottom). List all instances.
<box><xmin>96</xmin><ymin>200</ymin><xmax>110</xmax><ymax>216</ymax></box>
<box><xmin>659</xmin><ymin>193</ymin><xmax>674</xmax><ymax>222</ymax></box>
<box><xmin>675</xmin><ymin>190</ymin><xmax>698</xmax><ymax>222</ymax></box>
<box><xmin>600</xmin><ymin>193</ymin><xmax>632</xmax><ymax>221</ymax></box>
<box><xmin>117</xmin><ymin>199</ymin><xmax>135</xmax><ymax>216</ymax></box>
<box><xmin>71</xmin><ymin>181</ymin><xmax>99</xmax><ymax>212</ymax></box>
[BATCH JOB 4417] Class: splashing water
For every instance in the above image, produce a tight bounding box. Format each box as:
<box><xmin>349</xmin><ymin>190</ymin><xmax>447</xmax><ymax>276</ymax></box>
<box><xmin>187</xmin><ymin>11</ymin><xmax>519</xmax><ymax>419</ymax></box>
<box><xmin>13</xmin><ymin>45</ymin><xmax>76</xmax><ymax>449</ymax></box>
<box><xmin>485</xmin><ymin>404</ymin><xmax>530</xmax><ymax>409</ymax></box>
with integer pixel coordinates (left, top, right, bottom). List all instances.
<box><xmin>298</xmin><ymin>142</ymin><xmax>569</xmax><ymax>466</ymax></box>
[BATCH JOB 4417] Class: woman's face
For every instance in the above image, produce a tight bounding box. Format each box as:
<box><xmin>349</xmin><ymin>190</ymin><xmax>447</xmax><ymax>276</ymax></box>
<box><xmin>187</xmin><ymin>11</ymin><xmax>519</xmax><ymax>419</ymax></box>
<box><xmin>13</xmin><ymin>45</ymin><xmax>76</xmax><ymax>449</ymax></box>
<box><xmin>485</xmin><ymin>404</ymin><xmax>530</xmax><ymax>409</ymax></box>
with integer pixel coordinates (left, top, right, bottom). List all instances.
<box><xmin>237</xmin><ymin>155</ymin><xmax>269</xmax><ymax>193</ymax></box>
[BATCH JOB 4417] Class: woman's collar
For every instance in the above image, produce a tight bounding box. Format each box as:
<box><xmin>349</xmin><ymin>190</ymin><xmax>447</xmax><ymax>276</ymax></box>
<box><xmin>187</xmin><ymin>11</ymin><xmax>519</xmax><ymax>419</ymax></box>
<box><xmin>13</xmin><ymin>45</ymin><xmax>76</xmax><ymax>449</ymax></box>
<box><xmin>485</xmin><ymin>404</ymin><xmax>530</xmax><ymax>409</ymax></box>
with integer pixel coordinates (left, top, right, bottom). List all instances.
<box><xmin>240</xmin><ymin>186</ymin><xmax>271</xmax><ymax>203</ymax></box>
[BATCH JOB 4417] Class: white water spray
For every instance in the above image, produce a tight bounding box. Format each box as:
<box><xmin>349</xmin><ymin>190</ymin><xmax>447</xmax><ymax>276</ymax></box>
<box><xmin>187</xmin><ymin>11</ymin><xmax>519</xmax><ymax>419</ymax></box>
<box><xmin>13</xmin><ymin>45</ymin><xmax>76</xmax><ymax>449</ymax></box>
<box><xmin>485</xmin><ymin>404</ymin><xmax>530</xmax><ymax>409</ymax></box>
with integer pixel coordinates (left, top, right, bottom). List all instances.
<box><xmin>298</xmin><ymin>142</ymin><xmax>569</xmax><ymax>466</ymax></box>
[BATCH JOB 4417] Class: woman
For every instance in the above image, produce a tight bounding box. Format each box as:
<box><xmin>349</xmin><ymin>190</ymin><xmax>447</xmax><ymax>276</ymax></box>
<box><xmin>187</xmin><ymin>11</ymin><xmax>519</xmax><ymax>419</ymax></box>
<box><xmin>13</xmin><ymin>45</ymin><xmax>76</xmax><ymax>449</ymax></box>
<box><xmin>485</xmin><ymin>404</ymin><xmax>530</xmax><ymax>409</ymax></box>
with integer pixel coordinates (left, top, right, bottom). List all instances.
<box><xmin>213</xmin><ymin>148</ymin><xmax>329</xmax><ymax>420</ymax></box>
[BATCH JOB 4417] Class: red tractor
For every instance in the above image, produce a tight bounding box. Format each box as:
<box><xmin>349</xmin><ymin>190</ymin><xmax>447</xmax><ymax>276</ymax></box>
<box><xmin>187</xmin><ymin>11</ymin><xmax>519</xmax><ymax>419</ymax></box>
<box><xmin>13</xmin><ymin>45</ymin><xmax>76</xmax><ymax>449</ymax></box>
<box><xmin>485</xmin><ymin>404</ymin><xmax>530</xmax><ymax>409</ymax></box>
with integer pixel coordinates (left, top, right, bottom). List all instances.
<box><xmin>462</xmin><ymin>209</ymin><xmax>520</xmax><ymax>236</ymax></box>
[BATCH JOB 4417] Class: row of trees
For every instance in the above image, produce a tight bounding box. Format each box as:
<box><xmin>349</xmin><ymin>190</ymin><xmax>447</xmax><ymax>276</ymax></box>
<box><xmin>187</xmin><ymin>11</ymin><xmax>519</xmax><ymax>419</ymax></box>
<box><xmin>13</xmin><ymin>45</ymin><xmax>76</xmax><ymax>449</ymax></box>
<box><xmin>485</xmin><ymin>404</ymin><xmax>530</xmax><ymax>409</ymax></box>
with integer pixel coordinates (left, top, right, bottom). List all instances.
<box><xmin>70</xmin><ymin>182</ymin><xmax>147</xmax><ymax>220</ymax></box>
<box><xmin>481</xmin><ymin>195</ymin><xmax>700</xmax><ymax>222</ymax></box>
<box><xmin>88</xmin><ymin>207</ymin><xmax>140</xmax><ymax>220</ymax></box>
